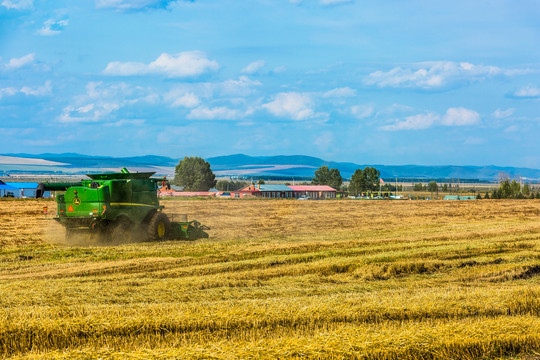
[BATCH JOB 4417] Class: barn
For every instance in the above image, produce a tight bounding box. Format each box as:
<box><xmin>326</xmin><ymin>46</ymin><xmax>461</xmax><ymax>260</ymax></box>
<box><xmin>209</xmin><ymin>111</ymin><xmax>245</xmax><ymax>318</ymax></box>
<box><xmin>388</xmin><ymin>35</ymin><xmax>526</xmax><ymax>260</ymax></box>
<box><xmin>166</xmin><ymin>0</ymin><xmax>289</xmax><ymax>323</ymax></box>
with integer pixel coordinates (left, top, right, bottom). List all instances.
<box><xmin>238</xmin><ymin>184</ymin><xmax>295</xmax><ymax>198</ymax></box>
<box><xmin>288</xmin><ymin>185</ymin><xmax>337</xmax><ymax>199</ymax></box>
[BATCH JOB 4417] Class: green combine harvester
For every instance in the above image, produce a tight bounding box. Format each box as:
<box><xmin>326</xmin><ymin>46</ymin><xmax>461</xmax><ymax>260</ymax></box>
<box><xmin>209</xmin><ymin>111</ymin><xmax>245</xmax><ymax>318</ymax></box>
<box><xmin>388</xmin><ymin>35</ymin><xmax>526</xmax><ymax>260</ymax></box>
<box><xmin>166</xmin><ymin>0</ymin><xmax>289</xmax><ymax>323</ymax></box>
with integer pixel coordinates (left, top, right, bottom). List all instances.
<box><xmin>36</xmin><ymin>168</ymin><xmax>209</xmax><ymax>242</ymax></box>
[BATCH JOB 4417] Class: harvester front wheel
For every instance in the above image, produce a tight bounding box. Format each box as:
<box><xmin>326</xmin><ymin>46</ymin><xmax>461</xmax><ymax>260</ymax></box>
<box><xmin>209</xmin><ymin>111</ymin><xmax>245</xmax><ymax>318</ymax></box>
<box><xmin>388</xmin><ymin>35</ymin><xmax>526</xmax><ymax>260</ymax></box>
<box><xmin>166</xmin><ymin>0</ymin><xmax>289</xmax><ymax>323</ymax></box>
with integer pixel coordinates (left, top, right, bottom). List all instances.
<box><xmin>110</xmin><ymin>218</ymin><xmax>133</xmax><ymax>243</ymax></box>
<box><xmin>148</xmin><ymin>212</ymin><xmax>170</xmax><ymax>241</ymax></box>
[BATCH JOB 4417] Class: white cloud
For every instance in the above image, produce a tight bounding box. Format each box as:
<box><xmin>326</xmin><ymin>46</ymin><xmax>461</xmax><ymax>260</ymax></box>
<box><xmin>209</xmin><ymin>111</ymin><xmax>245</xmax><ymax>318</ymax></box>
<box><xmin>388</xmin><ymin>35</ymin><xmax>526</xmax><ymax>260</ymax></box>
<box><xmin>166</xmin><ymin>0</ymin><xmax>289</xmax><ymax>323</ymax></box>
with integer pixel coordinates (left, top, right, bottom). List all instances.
<box><xmin>263</xmin><ymin>92</ymin><xmax>315</xmax><ymax>120</ymax></box>
<box><xmin>0</xmin><ymin>81</ymin><xmax>51</xmax><ymax>99</ymax></box>
<box><xmin>320</xmin><ymin>0</ymin><xmax>353</xmax><ymax>5</ymax></box>
<box><xmin>493</xmin><ymin>108</ymin><xmax>515</xmax><ymax>119</ymax></box>
<box><xmin>20</xmin><ymin>80</ymin><xmax>52</xmax><ymax>96</ymax></box>
<box><xmin>322</xmin><ymin>87</ymin><xmax>356</xmax><ymax>98</ymax></box>
<box><xmin>187</xmin><ymin>106</ymin><xmax>243</xmax><ymax>121</ymax></box>
<box><xmin>381</xmin><ymin>107</ymin><xmax>480</xmax><ymax>130</ymax></box>
<box><xmin>313</xmin><ymin>131</ymin><xmax>334</xmax><ymax>152</ymax></box>
<box><xmin>1</xmin><ymin>0</ymin><xmax>32</xmax><ymax>10</ymax></box>
<box><xmin>241</xmin><ymin>60</ymin><xmax>265</xmax><ymax>74</ymax></box>
<box><xmin>38</xmin><ymin>18</ymin><xmax>69</xmax><ymax>36</ymax></box>
<box><xmin>512</xmin><ymin>85</ymin><xmax>540</xmax><ymax>98</ymax></box>
<box><xmin>441</xmin><ymin>107</ymin><xmax>481</xmax><ymax>126</ymax></box>
<box><xmin>103</xmin><ymin>51</ymin><xmax>219</xmax><ymax>78</ymax></box>
<box><xmin>58</xmin><ymin>81</ymin><xmax>154</xmax><ymax>123</ymax></box>
<box><xmin>0</xmin><ymin>87</ymin><xmax>17</xmax><ymax>99</ymax></box>
<box><xmin>381</xmin><ymin>112</ymin><xmax>439</xmax><ymax>131</ymax></box>
<box><xmin>163</xmin><ymin>76</ymin><xmax>260</xmax><ymax>108</ymax></box>
<box><xmin>103</xmin><ymin>61</ymin><xmax>146</xmax><ymax>76</ymax></box>
<box><xmin>220</xmin><ymin>76</ymin><xmax>261</xmax><ymax>96</ymax></box>
<box><xmin>350</xmin><ymin>104</ymin><xmax>374</xmax><ymax>119</ymax></box>
<box><xmin>3</xmin><ymin>53</ymin><xmax>35</xmax><ymax>70</ymax></box>
<box><xmin>365</xmin><ymin>61</ymin><xmax>527</xmax><ymax>89</ymax></box>
<box><xmin>59</xmin><ymin>102</ymin><xmax>120</xmax><ymax>123</ymax></box>
<box><xmin>105</xmin><ymin>119</ymin><xmax>146</xmax><ymax>127</ymax></box>
<box><xmin>171</xmin><ymin>93</ymin><xmax>200</xmax><ymax>108</ymax></box>
<box><xmin>95</xmin><ymin>0</ymin><xmax>176</xmax><ymax>11</ymax></box>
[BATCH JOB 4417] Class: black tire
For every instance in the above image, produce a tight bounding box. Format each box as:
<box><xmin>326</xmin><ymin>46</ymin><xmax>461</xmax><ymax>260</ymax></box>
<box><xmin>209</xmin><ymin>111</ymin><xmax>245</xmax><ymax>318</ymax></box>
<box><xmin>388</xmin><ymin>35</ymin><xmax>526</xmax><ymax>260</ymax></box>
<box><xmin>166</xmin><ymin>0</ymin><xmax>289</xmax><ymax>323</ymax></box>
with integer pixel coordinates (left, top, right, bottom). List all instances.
<box><xmin>110</xmin><ymin>217</ymin><xmax>133</xmax><ymax>243</ymax></box>
<box><xmin>95</xmin><ymin>222</ymin><xmax>111</xmax><ymax>243</ymax></box>
<box><xmin>147</xmin><ymin>212</ymin><xmax>170</xmax><ymax>241</ymax></box>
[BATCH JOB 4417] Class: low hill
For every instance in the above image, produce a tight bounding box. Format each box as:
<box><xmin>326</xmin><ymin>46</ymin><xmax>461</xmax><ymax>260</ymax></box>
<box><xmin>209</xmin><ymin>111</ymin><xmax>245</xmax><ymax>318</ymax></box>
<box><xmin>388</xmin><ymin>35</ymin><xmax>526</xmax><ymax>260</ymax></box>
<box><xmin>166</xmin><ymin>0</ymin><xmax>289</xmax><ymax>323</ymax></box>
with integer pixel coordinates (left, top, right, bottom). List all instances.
<box><xmin>2</xmin><ymin>153</ymin><xmax>540</xmax><ymax>181</ymax></box>
<box><xmin>207</xmin><ymin>154</ymin><xmax>540</xmax><ymax>181</ymax></box>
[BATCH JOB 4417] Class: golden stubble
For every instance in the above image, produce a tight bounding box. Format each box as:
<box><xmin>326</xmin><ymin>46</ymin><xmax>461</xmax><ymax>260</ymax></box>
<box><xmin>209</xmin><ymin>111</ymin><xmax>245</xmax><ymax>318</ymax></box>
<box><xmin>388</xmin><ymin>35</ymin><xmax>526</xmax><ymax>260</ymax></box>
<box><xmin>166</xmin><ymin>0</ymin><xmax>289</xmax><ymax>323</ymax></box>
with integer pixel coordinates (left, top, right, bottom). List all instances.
<box><xmin>1</xmin><ymin>198</ymin><xmax>540</xmax><ymax>359</ymax></box>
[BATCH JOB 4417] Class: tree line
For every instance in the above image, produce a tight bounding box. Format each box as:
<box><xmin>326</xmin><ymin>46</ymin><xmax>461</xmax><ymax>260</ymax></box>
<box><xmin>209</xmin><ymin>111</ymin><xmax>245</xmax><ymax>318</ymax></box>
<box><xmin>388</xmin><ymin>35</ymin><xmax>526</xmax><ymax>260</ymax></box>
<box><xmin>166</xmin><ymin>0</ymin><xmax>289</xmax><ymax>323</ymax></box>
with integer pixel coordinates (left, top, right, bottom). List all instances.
<box><xmin>312</xmin><ymin>165</ymin><xmax>383</xmax><ymax>196</ymax></box>
<box><xmin>171</xmin><ymin>157</ymin><xmax>539</xmax><ymax>199</ymax></box>
<box><xmin>172</xmin><ymin>158</ymin><xmax>385</xmax><ymax>195</ymax></box>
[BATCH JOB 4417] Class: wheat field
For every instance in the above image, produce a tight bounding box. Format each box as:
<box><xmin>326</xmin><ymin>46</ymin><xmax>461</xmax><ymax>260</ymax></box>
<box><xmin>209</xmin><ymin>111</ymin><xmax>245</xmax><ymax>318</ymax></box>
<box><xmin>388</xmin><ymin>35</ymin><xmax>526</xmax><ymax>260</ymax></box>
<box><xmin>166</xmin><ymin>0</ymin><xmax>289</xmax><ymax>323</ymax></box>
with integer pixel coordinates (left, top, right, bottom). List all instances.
<box><xmin>1</xmin><ymin>198</ymin><xmax>540</xmax><ymax>359</ymax></box>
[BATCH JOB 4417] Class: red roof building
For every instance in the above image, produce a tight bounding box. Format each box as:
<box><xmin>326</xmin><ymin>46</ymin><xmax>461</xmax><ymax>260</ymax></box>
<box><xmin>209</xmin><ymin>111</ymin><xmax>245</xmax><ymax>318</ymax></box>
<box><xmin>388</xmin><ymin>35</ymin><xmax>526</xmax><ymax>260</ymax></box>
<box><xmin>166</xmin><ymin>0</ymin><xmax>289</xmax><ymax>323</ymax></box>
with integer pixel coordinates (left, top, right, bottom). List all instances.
<box><xmin>237</xmin><ymin>184</ymin><xmax>296</xmax><ymax>198</ymax></box>
<box><xmin>288</xmin><ymin>185</ymin><xmax>337</xmax><ymax>199</ymax></box>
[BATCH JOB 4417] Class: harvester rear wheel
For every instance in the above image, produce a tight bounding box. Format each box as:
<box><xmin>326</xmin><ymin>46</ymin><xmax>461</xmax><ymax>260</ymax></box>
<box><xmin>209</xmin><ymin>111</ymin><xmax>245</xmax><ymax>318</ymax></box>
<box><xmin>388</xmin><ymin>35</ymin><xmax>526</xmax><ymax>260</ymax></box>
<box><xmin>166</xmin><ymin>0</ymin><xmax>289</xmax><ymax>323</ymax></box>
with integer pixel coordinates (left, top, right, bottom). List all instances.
<box><xmin>148</xmin><ymin>212</ymin><xmax>170</xmax><ymax>241</ymax></box>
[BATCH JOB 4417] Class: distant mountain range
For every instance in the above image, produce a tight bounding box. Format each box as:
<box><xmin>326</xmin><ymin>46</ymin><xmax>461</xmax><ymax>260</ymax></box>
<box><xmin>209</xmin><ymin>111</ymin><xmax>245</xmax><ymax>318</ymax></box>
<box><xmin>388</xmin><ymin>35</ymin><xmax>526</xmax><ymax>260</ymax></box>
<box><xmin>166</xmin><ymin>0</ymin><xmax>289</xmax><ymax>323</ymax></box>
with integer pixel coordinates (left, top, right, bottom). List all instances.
<box><xmin>2</xmin><ymin>153</ymin><xmax>540</xmax><ymax>181</ymax></box>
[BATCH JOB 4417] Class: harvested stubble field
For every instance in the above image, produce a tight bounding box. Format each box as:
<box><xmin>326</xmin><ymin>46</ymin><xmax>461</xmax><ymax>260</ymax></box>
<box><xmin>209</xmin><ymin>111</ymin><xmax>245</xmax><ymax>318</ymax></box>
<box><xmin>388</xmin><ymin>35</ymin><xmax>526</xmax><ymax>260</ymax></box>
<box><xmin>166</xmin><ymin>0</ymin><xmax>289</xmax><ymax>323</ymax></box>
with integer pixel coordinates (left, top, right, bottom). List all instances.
<box><xmin>1</xmin><ymin>198</ymin><xmax>540</xmax><ymax>359</ymax></box>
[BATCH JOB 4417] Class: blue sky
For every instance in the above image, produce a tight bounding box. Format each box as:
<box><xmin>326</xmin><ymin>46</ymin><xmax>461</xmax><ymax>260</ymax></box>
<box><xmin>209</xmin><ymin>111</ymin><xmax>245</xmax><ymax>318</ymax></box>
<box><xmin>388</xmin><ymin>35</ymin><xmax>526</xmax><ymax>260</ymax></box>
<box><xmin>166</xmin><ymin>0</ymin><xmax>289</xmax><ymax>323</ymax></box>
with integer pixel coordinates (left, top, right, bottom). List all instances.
<box><xmin>1</xmin><ymin>0</ymin><xmax>539</xmax><ymax>167</ymax></box>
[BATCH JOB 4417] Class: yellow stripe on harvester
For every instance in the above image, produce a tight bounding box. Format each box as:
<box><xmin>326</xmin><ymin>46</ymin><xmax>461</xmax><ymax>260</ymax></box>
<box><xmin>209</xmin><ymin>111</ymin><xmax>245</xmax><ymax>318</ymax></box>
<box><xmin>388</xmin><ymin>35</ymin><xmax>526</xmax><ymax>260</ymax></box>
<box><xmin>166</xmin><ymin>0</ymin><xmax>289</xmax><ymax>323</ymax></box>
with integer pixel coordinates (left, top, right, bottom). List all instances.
<box><xmin>110</xmin><ymin>203</ymin><xmax>157</xmax><ymax>208</ymax></box>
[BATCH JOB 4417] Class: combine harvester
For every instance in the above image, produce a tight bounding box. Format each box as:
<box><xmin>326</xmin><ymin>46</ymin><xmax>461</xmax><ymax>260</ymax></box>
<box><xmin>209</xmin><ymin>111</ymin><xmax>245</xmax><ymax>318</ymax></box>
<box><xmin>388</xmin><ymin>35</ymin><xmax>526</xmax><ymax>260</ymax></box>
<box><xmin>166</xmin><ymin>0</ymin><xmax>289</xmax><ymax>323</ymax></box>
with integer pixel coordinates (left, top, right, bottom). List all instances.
<box><xmin>36</xmin><ymin>168</ymin><xmax>209</xmax><ymax>242</ymax></box>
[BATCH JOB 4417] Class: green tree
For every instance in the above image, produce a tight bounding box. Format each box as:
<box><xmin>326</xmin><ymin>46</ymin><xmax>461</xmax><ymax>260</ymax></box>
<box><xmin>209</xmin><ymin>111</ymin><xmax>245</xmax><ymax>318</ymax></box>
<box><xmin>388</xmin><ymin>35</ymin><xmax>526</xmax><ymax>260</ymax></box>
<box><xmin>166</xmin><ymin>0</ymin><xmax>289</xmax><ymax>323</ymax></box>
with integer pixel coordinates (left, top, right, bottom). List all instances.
<box><xmin>510</xmin><ymin>180</ymin><xmax>521</xmax><ymax>198</ymax></box>
<box><xmin>173</xmin><ymin>157</ymin><xmax>216</xmax><ymax>191</ymax></box>
<box><xmin>427</xmin><ymin>181</ymin><xmax>438</xmax><ymax>198</ymax></box>
<box><xmin>348</xmin><ymin>167</ymin><xmax>381</xmax><ymax>196</ymax></box>
<box><xmin>498</xmin><ymin>179</ymin><xmax>512</xmax><ymax>199</ymax></box>
<box><xmin>442</xmin><ymin>184</ymin><xmax>448</xmax><ymax>192</ymax></box>
<box><xmin>523</xmin><ymin>183</ymin><xmax>530</xmax><ymax>196</ymax></box>
<box><xmin>484</xmin><ymin>192</ymin><xmax>490</xmax><ymax>199</ymax></box>
<box><xmin>349</xmin><ymin>169</ymin><xmax>367</xmax><ymax>196</ymax></box>
<box><xmin>313</xmin><ymin>166</ymin><xmax>343</xmax><ymax>190</ymax></box>
<box><xmin>312</xmin><ymin>166</ymin><xmax>330</xmax><ymax>185</ymax></box>
<box><xmin>413</xmin><ymin>183</ymin><xmax>423</xmax><ymax>191</ymax></box>
<box><xmin>329</xmin><ymin>168</ymin><xmax>343</xmax><ymax>190</ymax></box>
<box><xmin>216</xmin><ymin>180</ymin><xmax>229</xmax><ymax>191</ymax></box>
<box><xmin>216</xmin><ymin>180</ymin><xmax>248</xmax><ymax>192</ymax></box>
<box><xmin>364</xmin><ymin>167</ymin><xmax>380</xmax><ymax>192</ymax></box>
<box><xmin>258</xmin><ymin>179</ymin><xmax>265</xmax><ymax>185</ymax></box>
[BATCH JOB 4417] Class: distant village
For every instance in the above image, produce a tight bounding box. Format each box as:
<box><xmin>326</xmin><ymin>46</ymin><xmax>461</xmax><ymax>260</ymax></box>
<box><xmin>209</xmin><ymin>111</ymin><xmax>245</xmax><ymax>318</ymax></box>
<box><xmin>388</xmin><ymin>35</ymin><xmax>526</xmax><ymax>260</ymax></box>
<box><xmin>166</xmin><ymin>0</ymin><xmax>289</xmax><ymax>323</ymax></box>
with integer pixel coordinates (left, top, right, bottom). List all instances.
<box><xmin>159</xmin><ymin>183</ymin><xmax>338</xmax><ymax>200</ymax></box>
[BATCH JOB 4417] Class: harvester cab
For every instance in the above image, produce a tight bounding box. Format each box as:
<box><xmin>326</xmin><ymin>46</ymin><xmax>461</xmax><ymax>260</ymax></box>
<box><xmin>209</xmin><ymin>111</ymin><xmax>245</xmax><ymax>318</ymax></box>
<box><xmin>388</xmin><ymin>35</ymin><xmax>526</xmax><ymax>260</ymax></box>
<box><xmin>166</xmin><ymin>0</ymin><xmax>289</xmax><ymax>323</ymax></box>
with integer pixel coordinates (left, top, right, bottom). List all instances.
<box><xmin>37</xmin><ymin>168</ymin><xmax>209</xmax><ymax>243</ymax></box>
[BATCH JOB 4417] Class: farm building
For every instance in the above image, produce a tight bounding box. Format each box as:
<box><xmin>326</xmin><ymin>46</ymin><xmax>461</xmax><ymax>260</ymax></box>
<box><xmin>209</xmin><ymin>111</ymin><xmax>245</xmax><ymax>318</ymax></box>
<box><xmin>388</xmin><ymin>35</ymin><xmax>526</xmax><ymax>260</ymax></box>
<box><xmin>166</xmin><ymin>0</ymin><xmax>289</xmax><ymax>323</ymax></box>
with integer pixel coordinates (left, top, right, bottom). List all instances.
<box><xmin>3</xmin><ymin>182</ymin><xmax>50</xmax><ymax>198</ymax></box>
<box><xmin>238</xmin><ymin>184</ymin><xmax>296</xmax><ymax>198</ymax></box>
<box><xmin>289</xmin><ymin>185</ymin><xmax>337</xmax><ymax>199</ymax></box>
<box><xmin>216</xmin><ymin>191</ymin><xmax>255</xmax><ymax>199</ymax></box>
<box><xmin>444</xmin><ymin>195</ymin><xmax>477</xmax><ymax>200</ymax></box>
<box><xmin>0</xmin><ymin>181</ymin><xmax>18</xmax><ymax>197</ymax></box>
<box><xmin>236</xmin><ymin>184</ymin><xmax>337</xmax><ymax>199</ymax></box>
